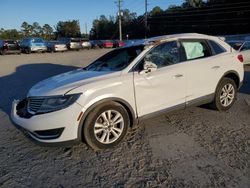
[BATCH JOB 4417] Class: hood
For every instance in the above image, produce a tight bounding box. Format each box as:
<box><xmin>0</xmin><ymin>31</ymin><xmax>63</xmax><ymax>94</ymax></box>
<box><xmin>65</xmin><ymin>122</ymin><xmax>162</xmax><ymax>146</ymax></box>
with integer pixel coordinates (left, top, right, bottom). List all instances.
<box><xmin>27</xmin><ymin>69</ymin><xmax>116</xmax><ymax>97</ymax></box>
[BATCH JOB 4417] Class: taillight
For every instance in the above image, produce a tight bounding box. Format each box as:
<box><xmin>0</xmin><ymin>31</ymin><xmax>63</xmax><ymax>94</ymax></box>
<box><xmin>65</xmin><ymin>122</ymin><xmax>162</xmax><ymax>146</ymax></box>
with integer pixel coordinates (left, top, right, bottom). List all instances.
<box><xmin>237</xmin><ymin>54</ymin><xmax>244</xmax><ymax>63</ymax></box>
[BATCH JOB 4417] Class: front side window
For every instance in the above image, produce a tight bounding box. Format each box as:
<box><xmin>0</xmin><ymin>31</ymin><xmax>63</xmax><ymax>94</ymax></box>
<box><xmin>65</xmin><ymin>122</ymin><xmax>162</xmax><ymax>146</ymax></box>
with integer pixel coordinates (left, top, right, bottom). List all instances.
<box><xmin>144</xmin><ymin>41</ymin><xmax>180</xmax><ymax>68</ymax></box>
<box><xmin>181</xmin><ymin>40</ymin><xmax>211</xmax><ymax>60</ymax></box>
<box><xmin>86</xmin><ymin>45</ymin><xmax>144</xmax><ymax>71</ymax></box>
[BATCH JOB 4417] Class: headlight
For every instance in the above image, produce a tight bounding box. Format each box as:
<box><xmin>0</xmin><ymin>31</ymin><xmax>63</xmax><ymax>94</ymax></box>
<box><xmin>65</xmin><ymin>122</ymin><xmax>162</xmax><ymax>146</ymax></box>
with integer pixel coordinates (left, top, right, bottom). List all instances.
<box><xmin>27</xmin><ymin>93</ymin><xmax>81</xmax><ymax>114</ymax></box>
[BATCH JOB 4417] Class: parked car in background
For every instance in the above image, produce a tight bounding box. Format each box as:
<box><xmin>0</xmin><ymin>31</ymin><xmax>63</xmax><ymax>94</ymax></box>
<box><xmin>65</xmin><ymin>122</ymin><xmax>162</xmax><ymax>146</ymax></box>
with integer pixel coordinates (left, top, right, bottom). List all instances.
<box><xmin>95</xmin><ymin>40</ymin><xmax>104</xmax><ymax>48</ymax></box>
<box><xmin>227</xmin><ymin>40</ymin><xmax>250</xmax><ymax>65</ymax></box>
<box><xmin>102</xmin><ymin>40</ymin><xmax>113</xmax><ymax>48</ymax></box>
<box><xmin>58</xmin><ymin>38</ymin><xmax>82</xmax><ymax>50</ymax></box>
<box><xmin>113</xmin><ymin>40</ymin><xmax>125</xmax><ymax>48</ymax></box>
<box><xmin>80</xmin><ymin>39</ymin><xmax>91</xmax><ymax>49</ymax></box>
<box><xmin>20</xmin><ymin>37</ymin><xmax>47</xmax><ymax>54</ymax></box>
<box><xmin>12</xmin><ymin>33</ymin><xmax>244</xmax><ymax>150</ymax></box>
<box><xmin>46</xmin><ymin>41</ymin><xmax>67</xmax><ymax>52</ymax></box>
<box><xmin>0</xmin><ymin>39</ymin><xmax>21</xmax><ymax>55</ymax></box>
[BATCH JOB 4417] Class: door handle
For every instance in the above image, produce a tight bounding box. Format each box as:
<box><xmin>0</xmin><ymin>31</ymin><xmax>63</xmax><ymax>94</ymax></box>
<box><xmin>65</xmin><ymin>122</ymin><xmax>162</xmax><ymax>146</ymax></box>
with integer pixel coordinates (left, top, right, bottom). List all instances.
<box><xmin>174</xmin><ymin>74</ymin><xmax>183</xmax><ymax>78</ymax></box>
<box><xmin>211</xmin><ymin>66</ymin><xmax>220</xmax><ymax>69</ymax></box>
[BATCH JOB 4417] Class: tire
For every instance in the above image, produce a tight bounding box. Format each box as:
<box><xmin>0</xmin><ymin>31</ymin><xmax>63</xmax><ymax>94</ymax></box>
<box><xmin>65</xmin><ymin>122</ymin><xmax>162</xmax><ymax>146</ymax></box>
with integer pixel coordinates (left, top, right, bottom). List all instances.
<box><xmin>25</xmin><ymin>47</ymin><xmax>31</xmax><ymax>54</ymax></box>
<box><xmin>210</xmin><ymin>77</ymin><xmax>237</xmax><ymax>111</ymax></box>
<box><xmin>83</xmin><ymin>101</ymin><xmax>129</xmax><ymax>150</ymax></box>
<box><xmin>0</xmin><ymin>49</ymin><xmax>6</xmax><ymax>55</ymax></box>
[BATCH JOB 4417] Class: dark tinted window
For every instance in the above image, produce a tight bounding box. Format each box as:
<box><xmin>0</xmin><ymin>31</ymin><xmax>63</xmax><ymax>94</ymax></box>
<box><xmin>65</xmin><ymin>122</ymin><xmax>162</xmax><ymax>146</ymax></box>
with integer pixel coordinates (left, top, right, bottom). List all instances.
<box><xmin>5</xmin><ymin>40</ymin><xmax>15</xmax><ymax>44</ymax></box>
<box><xmin>33</xmin><ymin>38</ymin><xmax>43</xmax><ymax>43</ymax></box>
<box><xmin>71</xmin><ymin>38</ymin><xmax>80</xmax><ymax>42</ymax></box>
<box><xmin>209</xmin><ymin>40</ymin><xmax>226</xmax><ymax>54</ymax></box>
<box><xmin>181</xmin><ymin>40</ymin><xmax>211</xmax><ymax>60</ymax></box>
<box><xmin>144</xmin><ymin>41</ymin><xmax>180</xmax><ymax>68</ymax></box>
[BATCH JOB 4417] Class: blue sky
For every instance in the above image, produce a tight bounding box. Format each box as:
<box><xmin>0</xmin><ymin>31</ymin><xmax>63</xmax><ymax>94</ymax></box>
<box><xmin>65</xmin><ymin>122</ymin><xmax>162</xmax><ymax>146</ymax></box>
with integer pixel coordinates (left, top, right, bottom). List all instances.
<box><xmin>1</xmin><ymin>0</ymin><xmax>183</xmax><ymax>33</ymax></box>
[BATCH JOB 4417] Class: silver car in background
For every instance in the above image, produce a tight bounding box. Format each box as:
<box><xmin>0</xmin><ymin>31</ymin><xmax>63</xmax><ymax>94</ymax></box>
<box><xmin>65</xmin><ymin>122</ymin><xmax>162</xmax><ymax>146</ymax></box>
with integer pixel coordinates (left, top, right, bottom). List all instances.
<box><xmin>58</xmin><ymin>38</ymin><xmax>82</xmax><ymax>50</ymax></box>
<box><xmin>46</xmin><ymin>41</ymin><xmax>68</xmax><ymax>52</ymax></box>
<box><xmin>80</xmin><ymin>39</ymin><xmax>91</xmax><ymax>49</ymax></box>
<box><xmin>20</xmin><ymin>37</ymin><xmax>47</xmax><ymax>54</ymax></box>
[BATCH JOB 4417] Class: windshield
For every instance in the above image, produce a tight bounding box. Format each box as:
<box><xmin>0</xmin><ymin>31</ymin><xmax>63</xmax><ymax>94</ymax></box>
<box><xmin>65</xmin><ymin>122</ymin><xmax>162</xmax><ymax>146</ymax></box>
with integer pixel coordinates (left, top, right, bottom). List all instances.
<box><xmin>86</xmin><ymin>45</ymin><xmax>144</xmax><ymax>71</ymax></box>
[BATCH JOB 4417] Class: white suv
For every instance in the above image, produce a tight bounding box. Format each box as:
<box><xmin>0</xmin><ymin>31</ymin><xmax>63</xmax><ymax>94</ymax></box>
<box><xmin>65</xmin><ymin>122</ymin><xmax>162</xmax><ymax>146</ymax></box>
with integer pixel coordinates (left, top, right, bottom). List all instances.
<box><xmin>11</xmin><ymin>33</ymin><xmax>244</xmax><ymax>149</ymax></box>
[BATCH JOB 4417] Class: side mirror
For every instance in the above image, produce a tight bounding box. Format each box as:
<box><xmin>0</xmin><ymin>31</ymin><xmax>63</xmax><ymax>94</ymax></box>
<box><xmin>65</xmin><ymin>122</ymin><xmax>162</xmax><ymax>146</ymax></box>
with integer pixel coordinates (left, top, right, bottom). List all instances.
<box><xmin>140</xmin><ymin>60</ymin><xmax>157</xmax><ymax>74</ymax></box>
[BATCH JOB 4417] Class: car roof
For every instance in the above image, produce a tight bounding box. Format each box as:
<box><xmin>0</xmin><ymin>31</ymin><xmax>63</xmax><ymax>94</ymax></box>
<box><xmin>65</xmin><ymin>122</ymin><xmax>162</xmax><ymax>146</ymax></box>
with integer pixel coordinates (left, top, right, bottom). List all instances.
<box><xmin>146</xmin><ymin>33</ymin><xmax>222</xmax><ymax>43</ymax></box>
<box><xmin>126</xmin><ymin>33</ymin><xmax>223</xmax><ymax>47</ymax></box>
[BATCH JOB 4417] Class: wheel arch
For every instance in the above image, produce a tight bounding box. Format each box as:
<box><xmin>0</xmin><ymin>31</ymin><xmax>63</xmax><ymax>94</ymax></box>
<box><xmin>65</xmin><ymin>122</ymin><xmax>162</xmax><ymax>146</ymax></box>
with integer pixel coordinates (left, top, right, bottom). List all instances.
<box><xmin>221</xmin><ymin>70</ymin><xmax>240</xmax><ymax>89</ymax></box>
<box><xmin>77</xmin><ymin>97</ymin><xmax>138</xmax><ymax>141</ymax></box>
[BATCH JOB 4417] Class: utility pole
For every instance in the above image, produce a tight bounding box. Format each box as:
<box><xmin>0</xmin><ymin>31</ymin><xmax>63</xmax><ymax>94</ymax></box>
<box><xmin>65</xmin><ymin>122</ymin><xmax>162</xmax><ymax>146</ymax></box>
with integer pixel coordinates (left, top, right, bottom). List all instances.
<box><xmin>117</xmin><ymin>0</ymin><xmax>123</xmax><ymax>41</ymax></box>
<box><xmin>85</xmin><ymin>23</ymin><xmax>88</xmax><ymax>38</ymax></box>
<box><xmin>145</xmin><ymin>0</ymin><xmax>148</xmax><ymax>39</ymax></box>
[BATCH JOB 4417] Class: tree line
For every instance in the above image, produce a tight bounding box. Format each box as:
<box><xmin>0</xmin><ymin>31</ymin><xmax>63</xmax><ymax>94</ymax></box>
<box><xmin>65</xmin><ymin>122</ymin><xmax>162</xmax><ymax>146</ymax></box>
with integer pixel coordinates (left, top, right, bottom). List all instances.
<box><xmin>0</xmin><ymin>20</ymin><xmax>84</xmax><ymax>40</ymax></box>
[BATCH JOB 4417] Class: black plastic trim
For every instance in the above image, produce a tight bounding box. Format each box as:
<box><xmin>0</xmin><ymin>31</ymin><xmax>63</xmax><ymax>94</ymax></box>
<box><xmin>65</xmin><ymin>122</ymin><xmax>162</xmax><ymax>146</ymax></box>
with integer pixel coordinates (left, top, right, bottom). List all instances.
<box><xmin>10</xmin><ymin>118</ymin><xmax>80</xmax><ymax>147</ymax></box>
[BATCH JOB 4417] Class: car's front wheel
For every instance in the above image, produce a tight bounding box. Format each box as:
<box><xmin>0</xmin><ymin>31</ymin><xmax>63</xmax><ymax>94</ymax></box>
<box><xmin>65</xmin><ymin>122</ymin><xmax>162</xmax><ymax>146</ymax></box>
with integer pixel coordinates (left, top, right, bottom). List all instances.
<box><xmin>211</xmin><ymin>77</ymin><xmax>237</xmax><ymax>111</ymax></box>
<box><xmin>83</xmin><ymin>101</ymin><xmax>129</xmax><ymax>150</ymax></box>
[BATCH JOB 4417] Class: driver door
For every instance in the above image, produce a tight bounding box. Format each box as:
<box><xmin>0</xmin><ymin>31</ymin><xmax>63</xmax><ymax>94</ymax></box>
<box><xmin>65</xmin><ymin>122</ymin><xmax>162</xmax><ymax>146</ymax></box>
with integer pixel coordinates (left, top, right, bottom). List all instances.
<box><xmin>133</xmin><ymin>41</ymin><xmax>186</xmax><ymax>117</ymax></box>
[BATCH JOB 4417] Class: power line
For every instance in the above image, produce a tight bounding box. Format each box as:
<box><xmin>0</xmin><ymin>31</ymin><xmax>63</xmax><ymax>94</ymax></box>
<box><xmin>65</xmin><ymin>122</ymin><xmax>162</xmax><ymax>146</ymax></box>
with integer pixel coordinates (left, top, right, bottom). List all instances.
<box><xmin>148</xmin><ymin>2</ymin><xmax>250</xmax><ymax>17</ymax></box>
<box><xmin>148</xmin><ymin>8</ymin><xmax>250</xmax><ymax>19</ymax></box>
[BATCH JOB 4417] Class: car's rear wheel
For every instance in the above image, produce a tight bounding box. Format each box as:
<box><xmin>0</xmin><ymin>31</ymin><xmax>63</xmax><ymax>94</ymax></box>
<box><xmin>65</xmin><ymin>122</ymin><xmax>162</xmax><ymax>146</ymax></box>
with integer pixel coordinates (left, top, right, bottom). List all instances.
<box><xmin>83</xmin><ymin>101</ymin><xmax>129</xmax><ymax>150</ymax></box>
<box><xmin>211</xmin><ymin>77</ymin><xmax>237</xmax><ymax>111</ymax></box>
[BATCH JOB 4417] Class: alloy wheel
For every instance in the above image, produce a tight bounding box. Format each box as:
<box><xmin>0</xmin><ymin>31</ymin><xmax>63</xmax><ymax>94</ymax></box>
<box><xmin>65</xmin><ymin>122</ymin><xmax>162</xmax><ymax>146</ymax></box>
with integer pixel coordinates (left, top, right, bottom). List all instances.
<box><xmin>94</xmin><ymin>110</ymin><xmax>124</xmax><ymax>144</ymax></box>
<box><xmin>220</xmin><ymin>83</ymin><xmax>235</xmax><ymax>107</ymax></box>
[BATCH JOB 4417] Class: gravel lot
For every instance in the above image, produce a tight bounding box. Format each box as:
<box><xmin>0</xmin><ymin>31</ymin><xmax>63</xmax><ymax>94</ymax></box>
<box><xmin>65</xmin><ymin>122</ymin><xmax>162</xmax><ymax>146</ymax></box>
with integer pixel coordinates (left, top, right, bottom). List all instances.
<box><xmin>0</xmin><ymin>50</ymin><xmax>250</xmax><ymax>188</ymax></box>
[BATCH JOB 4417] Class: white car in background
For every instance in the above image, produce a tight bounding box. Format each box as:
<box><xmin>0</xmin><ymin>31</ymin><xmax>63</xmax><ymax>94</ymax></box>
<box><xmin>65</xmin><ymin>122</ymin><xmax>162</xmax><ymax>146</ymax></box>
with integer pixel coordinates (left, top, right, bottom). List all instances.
<box><xmin>11</xmin><ymin>33</ymin><xmax>244</xmax><ymax>150</ymax></box>
<box><xmin>227</xmin><ymin>40</ymin><xmax>250</xmax><ymax>65</ymax></box>
<box><xmin>81</xmin><ymin>40</ymin><xmax>92</xmax><ymax>49</ymax></box>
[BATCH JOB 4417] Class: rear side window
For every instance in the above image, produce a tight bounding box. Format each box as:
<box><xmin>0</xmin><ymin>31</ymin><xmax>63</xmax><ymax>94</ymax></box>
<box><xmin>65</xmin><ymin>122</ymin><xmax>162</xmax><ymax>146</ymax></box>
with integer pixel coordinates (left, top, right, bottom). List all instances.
<box><xmin>209</xmin><ymin>40</ymin><xmax>226</xmax><ymax>54</ymax></box>
<box><xmin>181</xmin><ymin>40</ymin><xmax>211</xmax><ymax>60</ymax></box>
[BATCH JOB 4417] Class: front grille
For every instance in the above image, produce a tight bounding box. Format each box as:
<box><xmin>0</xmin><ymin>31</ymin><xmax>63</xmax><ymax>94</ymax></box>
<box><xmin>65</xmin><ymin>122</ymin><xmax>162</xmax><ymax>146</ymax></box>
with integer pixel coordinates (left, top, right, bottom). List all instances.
<box><xmin>27</xmin><ymin>98</ymin><xmax>44</xmax><ymax>114</ymax></box>
<box><xmin>16</xmin><ymin>99</ymin><xmax>33</xmax><ymax>118</ymax></box>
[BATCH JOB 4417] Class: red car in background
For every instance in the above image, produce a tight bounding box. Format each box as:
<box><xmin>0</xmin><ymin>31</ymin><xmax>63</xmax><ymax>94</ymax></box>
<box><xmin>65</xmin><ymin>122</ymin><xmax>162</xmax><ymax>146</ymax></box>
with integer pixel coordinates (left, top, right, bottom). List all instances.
<box><xmin>113</xmin><ymin>40</ymin><xmax>125</xmax><ymax>48</ymax></box>
<box><xmin>102</xmin><ymin>40</ymin><xmax>113</xmax><ymax>48</ymax></box>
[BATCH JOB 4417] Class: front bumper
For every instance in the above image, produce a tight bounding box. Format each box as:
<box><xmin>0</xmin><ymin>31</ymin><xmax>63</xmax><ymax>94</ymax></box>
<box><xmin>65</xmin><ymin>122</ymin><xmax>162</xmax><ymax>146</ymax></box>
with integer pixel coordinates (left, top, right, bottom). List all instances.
<box><xmin>11</xmin><ymin>99</ymin><xmax>84</xmax><ymax>144</ymax></box>
<box><xmin>31</xmin><ymin>46</ymin><xmax>47</xmax><ymax>52</ymax></box>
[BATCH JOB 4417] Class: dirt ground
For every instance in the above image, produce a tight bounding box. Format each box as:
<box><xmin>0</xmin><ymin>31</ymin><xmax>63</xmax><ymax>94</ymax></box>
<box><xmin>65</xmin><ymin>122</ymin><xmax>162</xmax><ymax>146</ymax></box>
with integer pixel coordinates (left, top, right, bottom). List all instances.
<box><xmin>0</xmin><ymin>50</ymin><xmax>250</xmax><ymax>188</ymax></box>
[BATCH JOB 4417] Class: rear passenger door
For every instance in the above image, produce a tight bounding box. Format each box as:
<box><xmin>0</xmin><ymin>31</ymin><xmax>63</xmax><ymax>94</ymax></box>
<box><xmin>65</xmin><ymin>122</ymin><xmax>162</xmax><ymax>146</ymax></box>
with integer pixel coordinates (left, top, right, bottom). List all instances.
<box><xmin>180</xmin><ymin>39</ymin><xmax>225</xmax><ymax>103</ymax></box>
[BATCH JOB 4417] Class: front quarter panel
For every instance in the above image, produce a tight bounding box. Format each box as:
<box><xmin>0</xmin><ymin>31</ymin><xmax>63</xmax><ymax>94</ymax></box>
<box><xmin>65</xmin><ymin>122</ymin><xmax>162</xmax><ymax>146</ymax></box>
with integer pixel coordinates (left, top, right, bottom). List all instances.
<box><xmin>67</xmin><ymin>72</ymin><xmax>137</xmax><ymax>117</ymax></box>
